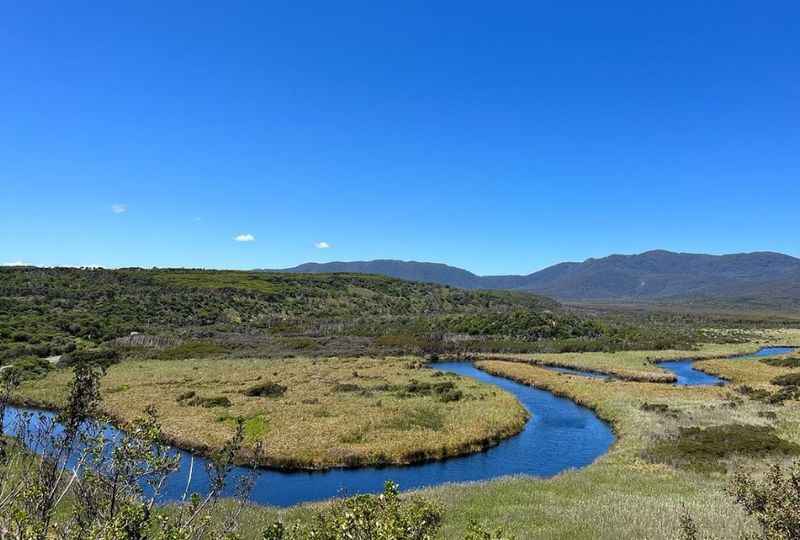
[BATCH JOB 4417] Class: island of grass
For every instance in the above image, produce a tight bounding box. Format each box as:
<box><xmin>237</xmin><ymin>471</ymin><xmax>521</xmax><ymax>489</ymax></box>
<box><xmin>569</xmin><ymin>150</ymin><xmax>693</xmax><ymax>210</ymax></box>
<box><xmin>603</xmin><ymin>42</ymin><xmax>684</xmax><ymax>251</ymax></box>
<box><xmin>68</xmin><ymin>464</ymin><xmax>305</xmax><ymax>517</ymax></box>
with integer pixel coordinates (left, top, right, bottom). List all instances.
<box><xmin>13</xmin><ymin>356</ymin><xmax>529</xmax><ymax>470</ymax></box>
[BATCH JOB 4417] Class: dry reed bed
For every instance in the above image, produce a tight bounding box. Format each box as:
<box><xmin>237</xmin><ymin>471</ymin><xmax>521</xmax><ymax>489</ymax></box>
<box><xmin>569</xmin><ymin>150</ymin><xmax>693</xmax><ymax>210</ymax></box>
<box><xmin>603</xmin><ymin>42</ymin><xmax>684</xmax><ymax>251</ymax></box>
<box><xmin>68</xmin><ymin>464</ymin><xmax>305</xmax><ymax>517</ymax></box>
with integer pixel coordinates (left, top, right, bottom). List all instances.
<box><xmin>14</xmin><ymin>356</ymin><xmax>529</xmax><ymax>470</ymax></box>
<box><xmin>471</xmin><ymin>330</ymin><xmax>800</xmax><ymax>384</ymax></box>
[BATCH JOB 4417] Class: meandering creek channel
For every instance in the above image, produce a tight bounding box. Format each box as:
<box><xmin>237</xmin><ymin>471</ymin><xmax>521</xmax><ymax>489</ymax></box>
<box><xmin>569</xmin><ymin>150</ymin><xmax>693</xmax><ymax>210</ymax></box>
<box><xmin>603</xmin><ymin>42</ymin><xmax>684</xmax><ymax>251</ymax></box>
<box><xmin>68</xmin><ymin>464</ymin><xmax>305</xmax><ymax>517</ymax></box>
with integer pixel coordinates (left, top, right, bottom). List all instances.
<box><xmin>657</xmin><ymin>346</ymin><xmax>797</xmax><ymax>386</ymax></box>
<box><xmin>6</xmin><ymin>349</ymin><xmax>794</xmax><ymax>506</ymax></box>
<box><xmin>3</xmin><ymin>362</ymin><xmax>615</xmax><ymax>507</ymax></box>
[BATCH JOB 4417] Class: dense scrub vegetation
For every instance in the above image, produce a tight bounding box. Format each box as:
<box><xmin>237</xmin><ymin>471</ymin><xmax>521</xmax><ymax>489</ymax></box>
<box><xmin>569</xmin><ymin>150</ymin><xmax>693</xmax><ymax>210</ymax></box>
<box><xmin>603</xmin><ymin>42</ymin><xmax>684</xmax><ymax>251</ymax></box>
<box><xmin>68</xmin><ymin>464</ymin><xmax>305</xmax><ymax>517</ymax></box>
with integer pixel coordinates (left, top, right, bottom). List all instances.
<box><xmin>0</xmin><ymin>267</ymin><xmax>754</xmax><ymax>366</ymax></box>
<box><xmin>0</xmin><ymin>267</ymin><xmax>571</xmax><ymax>359</ymax></box>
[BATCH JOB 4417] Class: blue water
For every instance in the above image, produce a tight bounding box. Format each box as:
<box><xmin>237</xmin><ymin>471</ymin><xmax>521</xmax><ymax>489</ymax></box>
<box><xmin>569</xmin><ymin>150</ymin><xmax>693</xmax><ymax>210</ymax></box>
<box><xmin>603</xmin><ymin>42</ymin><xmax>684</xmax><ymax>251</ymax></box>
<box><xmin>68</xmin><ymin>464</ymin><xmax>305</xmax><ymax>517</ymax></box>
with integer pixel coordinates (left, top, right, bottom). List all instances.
<box><xmin>658</xmin><ymin>346</ymin><xmax>797</xmax><ymax>386</ymax></box>
<box><xmin>655</xmin><ymin>359</ymin><xmax>724</xmax><ymax>386</ymax></box>
<box><xmin>3</xmin><ymin>362</ymin><xmax>615</xmax><ymax>508</ymax></box>
<box><xmin>543</xmin><ymin>365</ymin><xmax>612</xmax><ymax>380</ymax></box>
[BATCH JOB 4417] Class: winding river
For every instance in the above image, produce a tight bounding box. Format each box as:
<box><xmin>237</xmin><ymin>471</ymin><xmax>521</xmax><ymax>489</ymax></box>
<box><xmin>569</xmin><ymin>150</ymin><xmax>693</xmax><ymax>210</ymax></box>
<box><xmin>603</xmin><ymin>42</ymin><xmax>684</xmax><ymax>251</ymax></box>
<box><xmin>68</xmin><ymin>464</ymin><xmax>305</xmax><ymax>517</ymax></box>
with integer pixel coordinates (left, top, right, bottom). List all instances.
<box><xmin>657</xmin><ymin>346</ymin><xmax>797</xmax><ymax>386</ymax></box>
<box><xmin>3</xmin><ymin>362</ymin><xmax>615</xmax><ymax>507</ymax></box>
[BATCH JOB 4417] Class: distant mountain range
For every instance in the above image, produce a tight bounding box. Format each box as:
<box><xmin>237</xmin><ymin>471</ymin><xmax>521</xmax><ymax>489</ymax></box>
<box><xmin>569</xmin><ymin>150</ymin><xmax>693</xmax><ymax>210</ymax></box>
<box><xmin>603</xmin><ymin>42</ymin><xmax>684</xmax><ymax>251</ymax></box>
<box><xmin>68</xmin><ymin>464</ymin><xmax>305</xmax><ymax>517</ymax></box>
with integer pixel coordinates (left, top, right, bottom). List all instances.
<box><xmin>268</xmin><ymin>250</ymin><xmax>800</xmax><ymax>308</ymax></box>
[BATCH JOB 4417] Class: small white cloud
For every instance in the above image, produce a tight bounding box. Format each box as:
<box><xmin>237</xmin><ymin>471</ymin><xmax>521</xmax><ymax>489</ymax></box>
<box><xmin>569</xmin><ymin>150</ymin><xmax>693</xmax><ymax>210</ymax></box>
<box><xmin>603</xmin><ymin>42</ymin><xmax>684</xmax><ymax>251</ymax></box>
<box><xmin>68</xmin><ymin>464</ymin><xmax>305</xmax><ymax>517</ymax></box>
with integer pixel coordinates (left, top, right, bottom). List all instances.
<box><xmin>314</xmin><ymin>241</ymin><xmax>331</xmax><ymax>249</ymax></box>
<box><xmin>111</xmin><ymin>203</ymin><xmax>128</xmax><ymax>214</ymax></box>
<box><xmin>2</xmin><ymin>261</ymin><xmax>30</xmax><ymax>266</ymax></box>
<box><xmin>234</xmin><ymin>233</ymin><xmax>255</xmax><ymax>242</ymax></box>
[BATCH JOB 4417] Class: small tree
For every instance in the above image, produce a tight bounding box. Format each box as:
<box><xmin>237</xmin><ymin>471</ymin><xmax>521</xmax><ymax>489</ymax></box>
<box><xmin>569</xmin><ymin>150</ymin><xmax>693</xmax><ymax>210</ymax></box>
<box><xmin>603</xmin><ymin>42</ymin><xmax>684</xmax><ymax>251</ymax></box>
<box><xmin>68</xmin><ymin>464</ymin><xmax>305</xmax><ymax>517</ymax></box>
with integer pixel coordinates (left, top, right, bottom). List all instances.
<box><xmin>680</xmin><ymin>460</ymin><xmax>800</xmax><ymax>540</ymax></box>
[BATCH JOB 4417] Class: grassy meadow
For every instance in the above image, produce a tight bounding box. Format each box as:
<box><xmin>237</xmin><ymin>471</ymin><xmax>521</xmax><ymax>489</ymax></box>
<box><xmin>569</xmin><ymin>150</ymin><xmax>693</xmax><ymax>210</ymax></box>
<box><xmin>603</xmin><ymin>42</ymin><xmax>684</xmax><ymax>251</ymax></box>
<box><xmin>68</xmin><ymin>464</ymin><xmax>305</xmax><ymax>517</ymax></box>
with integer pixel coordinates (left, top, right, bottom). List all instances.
<box><xmin>13</xmin><ymin>356</ymin><xmax>528</xmax><ymax>469</ymax></box>
<box><xmin>212</xmin><ymin>330</ymin><xmax>800</xmax><ymax>538</ymax></box>
<box><xmin>7</xmin><ymin>329</ymin><xmax>800</xmax><ymax>538</ymax></box>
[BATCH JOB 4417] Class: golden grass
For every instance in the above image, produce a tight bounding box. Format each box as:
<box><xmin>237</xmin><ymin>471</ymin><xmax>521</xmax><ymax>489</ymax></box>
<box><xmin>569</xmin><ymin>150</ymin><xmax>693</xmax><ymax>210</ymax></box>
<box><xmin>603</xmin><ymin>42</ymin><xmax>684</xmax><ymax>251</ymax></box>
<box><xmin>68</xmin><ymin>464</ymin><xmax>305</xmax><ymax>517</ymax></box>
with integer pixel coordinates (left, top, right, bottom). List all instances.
<box><xmin>14</xmin><ymin>356</ymin><xmax>528</xmax><ymax>470</ymax></box>
<box><xmin>195</xmin><ymin>334</ymin><xmax>800</xmax><ymax>539</ymax></box>
<box><xmin>472</xmin><ymin>329</ymin><xmax>800</xmax><ymax>383</ymax></box>
<box><xmin>14</xmin><ymin>330</ymin><xmax>800</xmax><ymax>538</ymax></box>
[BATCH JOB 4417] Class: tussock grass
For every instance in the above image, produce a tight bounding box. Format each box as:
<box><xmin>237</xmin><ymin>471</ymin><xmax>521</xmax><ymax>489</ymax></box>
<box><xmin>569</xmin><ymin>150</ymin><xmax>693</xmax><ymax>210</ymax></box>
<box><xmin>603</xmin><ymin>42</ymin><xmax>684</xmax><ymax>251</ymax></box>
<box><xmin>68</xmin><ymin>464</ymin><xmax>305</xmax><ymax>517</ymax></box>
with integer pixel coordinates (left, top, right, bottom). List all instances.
<box><xmin>645</xmin><ymin>424</ymin><xmax>800</xmax><ymax>473</ymax></box>
<box><xmin>439</xmin><ymin>337</ymin><xmax>800</xmax><ymax>539</ymax></box>
<box><xmin>473</xmin><ymin>330</ymin><xmax>800</xmax><ymax>383</ymax></box>
<box><xmin>13</xmin><ymin>356</ymin><xmax>528</xmax><ymax>470</ymax></box>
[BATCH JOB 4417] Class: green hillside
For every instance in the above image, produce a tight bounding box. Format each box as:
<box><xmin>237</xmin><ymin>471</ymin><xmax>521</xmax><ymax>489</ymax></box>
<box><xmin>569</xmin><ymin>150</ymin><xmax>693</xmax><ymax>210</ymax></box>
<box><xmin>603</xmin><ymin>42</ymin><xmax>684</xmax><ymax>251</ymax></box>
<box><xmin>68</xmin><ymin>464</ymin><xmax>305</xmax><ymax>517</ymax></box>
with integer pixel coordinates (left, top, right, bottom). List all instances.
<box><xmin>0</xmin><ymin>267</ymin><xmax>604</xmax><ymax>361</ymax></box>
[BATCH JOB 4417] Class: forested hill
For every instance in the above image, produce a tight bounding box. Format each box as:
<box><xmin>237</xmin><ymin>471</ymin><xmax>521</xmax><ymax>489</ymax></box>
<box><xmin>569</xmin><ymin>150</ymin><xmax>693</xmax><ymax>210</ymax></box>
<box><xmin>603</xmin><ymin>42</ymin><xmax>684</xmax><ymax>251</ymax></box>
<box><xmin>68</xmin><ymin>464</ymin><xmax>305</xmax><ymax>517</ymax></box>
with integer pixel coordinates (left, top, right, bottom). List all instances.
<box><xmin>1</xmin><ymin>266</ymin><xmax>603</xmax><ymax>362</ymax></box>
<box><xmin>273</xmin><ymin>260</ymin><xmax>487</xmax><ymax>289</ymax></box>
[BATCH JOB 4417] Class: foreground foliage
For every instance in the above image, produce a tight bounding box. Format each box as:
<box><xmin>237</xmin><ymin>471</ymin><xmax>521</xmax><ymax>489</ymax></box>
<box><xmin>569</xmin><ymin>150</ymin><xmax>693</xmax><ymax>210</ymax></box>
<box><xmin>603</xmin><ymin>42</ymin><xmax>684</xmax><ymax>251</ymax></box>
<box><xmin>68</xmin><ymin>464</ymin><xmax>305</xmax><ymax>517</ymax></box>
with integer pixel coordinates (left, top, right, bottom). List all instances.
<box><xmin>681</xmin><ymin>460</ymin><xmax>800</xmax><ymax>540</ymax></box>
<box><xmin>263</xmin><ymin>482</ymin><xmax>442</xmax><ymax>540</ymax></box>
<box><xmin>0</xmin><ymin>365</ymin><xmax>446</xmax><ymax>539</ymax></box>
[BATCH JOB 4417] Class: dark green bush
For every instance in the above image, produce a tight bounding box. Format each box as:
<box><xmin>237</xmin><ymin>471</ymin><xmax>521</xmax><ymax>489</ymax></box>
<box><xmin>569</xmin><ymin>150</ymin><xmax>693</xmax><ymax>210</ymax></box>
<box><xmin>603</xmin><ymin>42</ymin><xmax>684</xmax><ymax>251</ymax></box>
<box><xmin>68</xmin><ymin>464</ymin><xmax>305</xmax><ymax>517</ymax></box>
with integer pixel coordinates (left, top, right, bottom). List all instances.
<box><xmin>771</xmin><ymin>373</ymin><xmax>800</xmax><ymax>387</ymax></box>
<box><xmin>184</xmin><ymin>395</ymin><xmax>231</xmax><ymax>408</ymax></box>
<box><xmin>58</xmin><ymin>348</ymin><xmax>119</xmax><ymax>369</ymax></box>
<box><xmin>243</xmin><ymin>381</ymin><xmax>287</xmax><ymax>398</ymax></box>
<box><xmin>334</xmin><ymin>383</ymin><xmax>364</xmax><ymax>393</ymax></box>
<box><xmin>761</xmin><ymin>356</ymin><xmax>800</xmax><ymax>368</ymax></box>
<box><xmin>175</xmin><ymin>390</ymin><xmax>196</xmax><ymax>402</ymax></box>
<box><xmin>263</xmin><ymin>481</ymin><xmax>442</xmax><ymax>539</ymax></box>
<box><xmin>646</xmin><ymin>424</ymin><xmax>800</xmax><ymax>473</ymax></box>
<box><xmin>398</xmin><ymin>380</ymin><xmax>462</xmax><ymax>402</ymax></box>
<box><xmin>2</xmin><ymin>356</ymin><xmax>52</xmax><ymax>380</ymax></box>
<box><xmin>640</xmin><ymin>402</ymin><xmax>670</xmax><ymax>413</ymax></box>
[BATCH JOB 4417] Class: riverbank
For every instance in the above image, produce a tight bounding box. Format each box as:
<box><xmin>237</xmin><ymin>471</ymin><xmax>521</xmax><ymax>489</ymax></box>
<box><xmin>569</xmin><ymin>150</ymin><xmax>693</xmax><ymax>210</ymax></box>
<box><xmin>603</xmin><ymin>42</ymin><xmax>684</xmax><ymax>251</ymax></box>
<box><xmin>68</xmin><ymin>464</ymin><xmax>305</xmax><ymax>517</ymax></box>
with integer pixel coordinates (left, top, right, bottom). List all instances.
<box><xmin>10</xmin><ymin>331</ymin><xmax>800</xmax><ymax>537</ymax></box>
<box><xmin>222</xmin><ymin>332</ymin><xmax>800</xmax><ymax>537</ymax></box>
<box><xmin>472</xmin><ymin>329</ymin><xmax>800</xmax><ymax>382</ymax></box>
<box><xmin>11</xmin><ymin>356</ymin><xmax>529</xmax><ymax>471</ymax></box>
<box><xmin>5</xmin><ymin>360</ymin><xmax>615</xmax><ymax>508</ymax></box>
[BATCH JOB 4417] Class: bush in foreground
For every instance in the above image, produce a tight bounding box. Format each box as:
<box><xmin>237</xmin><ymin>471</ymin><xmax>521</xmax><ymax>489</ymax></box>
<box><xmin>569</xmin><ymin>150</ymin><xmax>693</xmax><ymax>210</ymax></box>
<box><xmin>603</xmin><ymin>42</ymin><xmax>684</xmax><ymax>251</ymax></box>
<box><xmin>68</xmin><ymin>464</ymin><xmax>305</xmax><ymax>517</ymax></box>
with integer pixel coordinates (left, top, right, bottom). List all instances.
<box><xmin>681</xmin><ymin>460</ymin><xmax>800</xmax><ymax>540</ymax></box>
<box><xmin>0</xmin><ymin>364</ymin><xmax>451</xmax><ymax>539</ymax></box>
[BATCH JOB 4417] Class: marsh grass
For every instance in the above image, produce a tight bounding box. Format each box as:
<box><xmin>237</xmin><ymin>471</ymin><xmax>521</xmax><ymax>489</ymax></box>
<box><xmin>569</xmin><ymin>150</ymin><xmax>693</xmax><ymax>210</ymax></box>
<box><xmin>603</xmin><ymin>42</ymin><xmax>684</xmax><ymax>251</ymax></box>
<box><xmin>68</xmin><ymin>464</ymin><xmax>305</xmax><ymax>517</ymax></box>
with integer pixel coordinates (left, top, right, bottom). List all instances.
<box><xmin>13</xmin><ymin>356</ymin><xmax>528</xmax><ymax>470</ymax></box>
<box><xmin>474</xmin><ymin>330</ymin><xmax>800</xmax><ymax>383</ymax></box>
<box><xmin>645</xmin><ymin>424</ymin><xmax>800</xmax><ymax>473</ymax></box>
<box><xmin>448</xmin><ymin>340</ymin><xmax>800</xmax><ymax>539</ymax></box>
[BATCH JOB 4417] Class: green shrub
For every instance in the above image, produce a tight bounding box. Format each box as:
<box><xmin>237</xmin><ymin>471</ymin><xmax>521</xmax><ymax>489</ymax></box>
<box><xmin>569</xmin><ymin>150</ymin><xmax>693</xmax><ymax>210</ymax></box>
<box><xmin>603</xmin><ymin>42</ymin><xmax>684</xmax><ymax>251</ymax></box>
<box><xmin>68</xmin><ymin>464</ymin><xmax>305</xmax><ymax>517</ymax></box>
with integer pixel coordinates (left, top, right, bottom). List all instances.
<box><xmin>680</xmin><ymin>459</ymin><xmax>800</xmax><ymax>540</ymax></box>
<box><xmin>2</xmin><ymin>356</ymin><xmax>52</xmax><ymax>380</ymax></box>
<box><xmin>640</xmin><ymin>402</ymin><xmax>671</xmax><ymax>413</ymax></box>
<box><xmin>263</xmin><ymin>481</ymin><xmax>442</xmax><ymax>540</ymax></box>
<box><xmin>771</xmin><ymin>372</ymin><xmax>800</xmax><ymax>387</ymax></box>
<box><xmin>176</xmin><ymin>390</ymin><xmax>197</xmax><ymax>402</ymax></box>
<box><xmin>761</xmin><ymin>356</ymin><xmax>800</xmax><ymax>368</ymax></box>
<box><xmin>243</xmin><ymin>381</ymin><xmax>287</xmax><ymax>398</ymax></box>
<box><xmin>58</xmin><ymin>348</ymin><xmax>119</xmax><ymax>369</ymax></box>
<box><xmin>334</xmin><ymin>383</ymin><xmax>364</xmax><ymax>393</ymax></box>
<box><xmin>736</xmin><ymin>384</ymin><xmax>799</xmax><ymax>405</ymax></box>
<box><xmin>184</xmin><ymin>395</ymin><xmax>231</xmax><ymax>408</ymax></box>
<box><xmin>398</xmin><ymin>380</ymin><xmax>462</xmax><ymax>402</ymax></box>
<box><xmin>646</xmin><ymin>424</ymin><xmax>800</xmax><ymax>473</ymax></box>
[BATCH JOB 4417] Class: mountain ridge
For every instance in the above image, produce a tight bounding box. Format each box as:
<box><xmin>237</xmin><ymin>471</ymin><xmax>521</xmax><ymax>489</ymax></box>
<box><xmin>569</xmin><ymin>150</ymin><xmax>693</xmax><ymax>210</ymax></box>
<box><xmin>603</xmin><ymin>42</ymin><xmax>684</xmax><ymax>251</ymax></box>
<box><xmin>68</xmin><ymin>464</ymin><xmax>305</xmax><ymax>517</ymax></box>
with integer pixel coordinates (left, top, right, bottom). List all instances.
<box><xmin>265</xmin><ymin>250</ymin><xmax>800</xmax><ymax>307</ymax></box>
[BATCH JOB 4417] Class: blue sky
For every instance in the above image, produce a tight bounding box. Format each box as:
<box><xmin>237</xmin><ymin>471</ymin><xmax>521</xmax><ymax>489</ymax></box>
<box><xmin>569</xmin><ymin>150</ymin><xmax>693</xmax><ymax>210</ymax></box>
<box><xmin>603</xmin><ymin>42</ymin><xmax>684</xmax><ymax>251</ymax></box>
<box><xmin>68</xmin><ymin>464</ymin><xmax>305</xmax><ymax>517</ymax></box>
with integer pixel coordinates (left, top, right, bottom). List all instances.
<box><xmin>1</xmin><ymin>2</ymin><xmax>798</xmax><ymax>275</ymax></box>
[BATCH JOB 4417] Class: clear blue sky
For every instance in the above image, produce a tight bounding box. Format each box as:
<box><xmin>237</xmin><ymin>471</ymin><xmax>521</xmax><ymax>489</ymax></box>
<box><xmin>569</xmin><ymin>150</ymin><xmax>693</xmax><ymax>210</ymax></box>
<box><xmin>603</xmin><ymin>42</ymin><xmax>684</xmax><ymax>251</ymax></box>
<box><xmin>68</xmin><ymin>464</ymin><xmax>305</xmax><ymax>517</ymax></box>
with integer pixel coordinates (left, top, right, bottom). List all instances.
<box><xmin>2</xmin><ymin>2</ymin><xmax>798</xmax><ymax>275</ymax></box>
